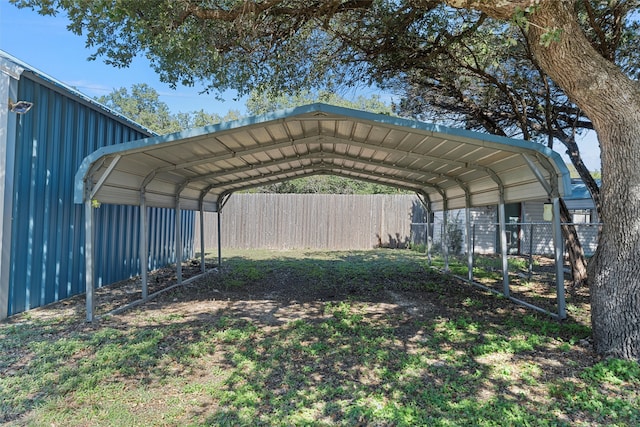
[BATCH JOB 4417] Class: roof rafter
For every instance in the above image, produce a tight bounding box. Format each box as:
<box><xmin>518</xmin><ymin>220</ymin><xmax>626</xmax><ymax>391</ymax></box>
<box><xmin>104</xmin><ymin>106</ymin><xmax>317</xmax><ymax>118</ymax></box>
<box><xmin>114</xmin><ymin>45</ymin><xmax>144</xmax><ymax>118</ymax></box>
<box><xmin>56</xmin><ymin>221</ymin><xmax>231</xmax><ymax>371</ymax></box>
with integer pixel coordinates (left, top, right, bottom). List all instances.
<box><xmin>178</xmin><ymin>150</ymin><xmax>473</xmax><ymax>193</ymax></box>
<box><xmin>75</xmin><ymin>103</ymin><xmax>570</xmax><ymax>212</ymax></box>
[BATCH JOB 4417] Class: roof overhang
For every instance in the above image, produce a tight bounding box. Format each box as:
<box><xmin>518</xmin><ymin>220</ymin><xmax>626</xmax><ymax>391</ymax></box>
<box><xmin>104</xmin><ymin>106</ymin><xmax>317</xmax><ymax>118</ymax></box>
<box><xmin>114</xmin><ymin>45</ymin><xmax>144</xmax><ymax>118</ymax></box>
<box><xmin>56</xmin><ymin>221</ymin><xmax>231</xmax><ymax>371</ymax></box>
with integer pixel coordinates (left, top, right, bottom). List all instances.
<box><xmin>75</xmin><ymin>103</ymin><xmax>570</xmax><ymax>212</ymax></box>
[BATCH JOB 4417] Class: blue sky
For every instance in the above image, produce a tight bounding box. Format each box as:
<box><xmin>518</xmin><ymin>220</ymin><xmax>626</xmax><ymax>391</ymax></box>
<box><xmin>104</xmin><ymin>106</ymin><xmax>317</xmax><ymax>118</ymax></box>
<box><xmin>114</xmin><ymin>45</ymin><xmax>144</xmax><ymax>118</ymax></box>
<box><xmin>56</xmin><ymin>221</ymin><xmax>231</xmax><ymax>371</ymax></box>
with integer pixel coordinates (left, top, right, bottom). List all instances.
<box><xmin>0</xmin><ymin>1</ymin><xmax>601</xmax><ymax>171</ymax></box>
<box><xmin>0</xmin><ymin>1</ymin><xmax>246</xmax><ymax>115</ymax></box>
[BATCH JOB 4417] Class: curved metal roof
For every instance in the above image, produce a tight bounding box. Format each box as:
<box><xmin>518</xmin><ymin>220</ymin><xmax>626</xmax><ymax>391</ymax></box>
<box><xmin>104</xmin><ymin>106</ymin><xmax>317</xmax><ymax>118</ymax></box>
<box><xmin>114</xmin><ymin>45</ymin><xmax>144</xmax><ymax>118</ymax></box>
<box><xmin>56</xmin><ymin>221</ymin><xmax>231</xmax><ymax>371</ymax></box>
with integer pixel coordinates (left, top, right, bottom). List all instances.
<box><xmin>75</xmin><ymin>103</ymin><xmax>570</xmax><ymax>212</ymax></box>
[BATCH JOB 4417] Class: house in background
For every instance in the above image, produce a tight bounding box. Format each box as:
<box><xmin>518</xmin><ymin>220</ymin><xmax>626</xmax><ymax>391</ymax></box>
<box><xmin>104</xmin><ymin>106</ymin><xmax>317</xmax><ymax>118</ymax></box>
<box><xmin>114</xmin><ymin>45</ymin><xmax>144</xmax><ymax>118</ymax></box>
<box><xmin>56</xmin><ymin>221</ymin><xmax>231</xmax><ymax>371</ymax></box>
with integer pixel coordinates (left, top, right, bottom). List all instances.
<box><xmin>0</xmin><ymin>50</ymin><xmax>194</xmax><ymax>319</ymax></box>
<box><xmin>563</xmin><ymin>178</ymin><xmax>600</xmax><ymax>223</ymax></box>
<box><xmin>412</xmin><ymin>178</ymin><xmax>600</xmax><ymax>257</ymax></box>
<box><xmin>519</xmin><ymin>178</ymin><xmax>600</xmax><ymax>255</ymax></box>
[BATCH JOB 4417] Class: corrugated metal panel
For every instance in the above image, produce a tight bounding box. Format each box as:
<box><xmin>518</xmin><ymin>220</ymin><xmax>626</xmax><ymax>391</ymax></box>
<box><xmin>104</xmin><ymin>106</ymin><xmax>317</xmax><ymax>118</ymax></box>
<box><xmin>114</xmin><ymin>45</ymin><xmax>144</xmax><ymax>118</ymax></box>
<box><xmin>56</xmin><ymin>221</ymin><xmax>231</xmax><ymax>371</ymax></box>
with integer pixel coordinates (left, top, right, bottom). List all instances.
<box><xmin>75</xmin><ymin>103</ymin><xmax>571</xmax><ymax>212</ymax></box>
<box><xmin>5</xmin><ymin>73</ymin><xmax>194</xmax><ymax>316</ymax></box>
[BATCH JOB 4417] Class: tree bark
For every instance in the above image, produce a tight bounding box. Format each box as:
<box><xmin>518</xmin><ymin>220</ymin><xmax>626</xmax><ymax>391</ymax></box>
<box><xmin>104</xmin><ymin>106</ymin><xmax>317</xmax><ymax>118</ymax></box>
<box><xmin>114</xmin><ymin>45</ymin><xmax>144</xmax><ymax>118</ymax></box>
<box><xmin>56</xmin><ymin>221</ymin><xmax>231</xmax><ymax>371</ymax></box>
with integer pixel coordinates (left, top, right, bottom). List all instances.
<box><xmin>449</xmin><ymin>0</ymin><xmax>640</xmax><ymax>359</ymax></box>
<box><xmin>526</xmin><ymin>0</ymin><xmax>640</xmax><ymax>361</ymax></box>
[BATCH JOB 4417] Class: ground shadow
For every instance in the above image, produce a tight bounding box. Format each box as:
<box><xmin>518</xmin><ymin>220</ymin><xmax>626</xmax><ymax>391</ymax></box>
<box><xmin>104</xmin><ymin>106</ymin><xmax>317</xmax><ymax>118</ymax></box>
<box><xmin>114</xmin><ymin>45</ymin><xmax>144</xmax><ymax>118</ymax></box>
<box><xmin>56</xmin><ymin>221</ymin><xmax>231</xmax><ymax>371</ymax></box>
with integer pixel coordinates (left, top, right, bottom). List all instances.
<box><xmin>1</xmin><ymin>250</ymin><xmax>618</xmax><ymax>426</ymax></box>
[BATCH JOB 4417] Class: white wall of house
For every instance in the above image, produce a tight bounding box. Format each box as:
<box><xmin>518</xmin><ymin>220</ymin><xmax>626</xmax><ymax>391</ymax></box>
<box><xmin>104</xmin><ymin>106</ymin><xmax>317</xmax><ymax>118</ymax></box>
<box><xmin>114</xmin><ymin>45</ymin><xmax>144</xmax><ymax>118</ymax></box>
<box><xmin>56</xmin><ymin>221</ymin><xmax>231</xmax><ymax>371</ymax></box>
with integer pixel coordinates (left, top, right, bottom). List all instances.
<box><xmin>421</xmin><ymin>196</ymin><xmax>599</xmax><ymax>257</ymax></box>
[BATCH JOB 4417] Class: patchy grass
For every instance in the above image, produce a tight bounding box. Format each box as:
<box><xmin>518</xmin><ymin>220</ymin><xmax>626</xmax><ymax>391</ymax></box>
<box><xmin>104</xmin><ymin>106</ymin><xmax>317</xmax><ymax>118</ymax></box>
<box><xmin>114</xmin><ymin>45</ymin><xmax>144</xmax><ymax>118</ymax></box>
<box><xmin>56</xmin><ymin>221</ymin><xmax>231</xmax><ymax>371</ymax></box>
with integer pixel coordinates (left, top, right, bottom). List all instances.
<box><xmin>1</xmin><ymin>249</ymin><xmax>638</xmax><ymax>426</ymax></box>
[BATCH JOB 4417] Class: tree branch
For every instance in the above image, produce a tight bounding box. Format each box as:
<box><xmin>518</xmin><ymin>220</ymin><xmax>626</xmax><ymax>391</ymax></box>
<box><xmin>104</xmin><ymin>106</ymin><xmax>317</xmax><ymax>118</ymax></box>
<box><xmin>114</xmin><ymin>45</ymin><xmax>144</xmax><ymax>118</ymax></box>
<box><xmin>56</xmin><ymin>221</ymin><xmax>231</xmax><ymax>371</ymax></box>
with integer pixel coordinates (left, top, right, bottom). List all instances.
<box><xmin>444</xmin><ymin>0</ymin><xmax>537</xmax><ymax>20</ymax></box>
<box><xmin>582</xmin><ymin>0</ymin><xmax>612</xmax><ymax>60</ymax></box>
<box><xmin>177</xmin><ymin>0</ymin><xmax>373</xmax><ymax>24</ymax></box>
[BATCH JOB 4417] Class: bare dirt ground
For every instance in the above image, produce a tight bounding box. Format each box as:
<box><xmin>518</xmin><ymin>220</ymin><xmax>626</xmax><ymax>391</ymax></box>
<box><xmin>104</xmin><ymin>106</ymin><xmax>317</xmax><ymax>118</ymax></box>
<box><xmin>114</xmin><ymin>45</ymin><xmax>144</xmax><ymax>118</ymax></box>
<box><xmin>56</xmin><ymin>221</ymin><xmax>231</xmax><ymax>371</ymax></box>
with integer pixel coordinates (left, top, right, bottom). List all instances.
<box><xmin>4</xmin><ymin>250</ymin><xmax>618</xmax><ymax>426</ymax></box>
<box><xmin>26</xmin><ymin>252</ymin><xmax>592</xmax><ymax>342</ymax></box>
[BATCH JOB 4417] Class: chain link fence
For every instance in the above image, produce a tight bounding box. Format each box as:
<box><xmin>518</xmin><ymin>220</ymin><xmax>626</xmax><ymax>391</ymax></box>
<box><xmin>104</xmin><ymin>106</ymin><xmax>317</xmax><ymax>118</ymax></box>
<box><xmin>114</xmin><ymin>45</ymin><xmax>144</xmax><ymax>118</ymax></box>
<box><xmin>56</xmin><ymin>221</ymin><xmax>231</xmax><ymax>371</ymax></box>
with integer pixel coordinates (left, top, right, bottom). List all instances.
<box><xmin>410</xmin><ymin>219</ymin><xmax>600</xmax><ymax>316</ymax></box>
<box><xmin>410</xmin><ymin>221</ymin><xmax>600</xmax><ymax>257</ymax></box>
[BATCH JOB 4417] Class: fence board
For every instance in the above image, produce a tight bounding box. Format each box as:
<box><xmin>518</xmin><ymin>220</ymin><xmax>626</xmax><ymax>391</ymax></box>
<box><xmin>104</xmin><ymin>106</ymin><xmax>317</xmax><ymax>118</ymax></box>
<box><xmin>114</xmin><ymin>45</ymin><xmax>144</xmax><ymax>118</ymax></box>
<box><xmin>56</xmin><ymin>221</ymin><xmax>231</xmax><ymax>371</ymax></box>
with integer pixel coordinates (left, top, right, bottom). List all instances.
<box><xmin>195</xmin><ymin>194</ymin><xmax>422</xmax><ymax>250</ymax></box>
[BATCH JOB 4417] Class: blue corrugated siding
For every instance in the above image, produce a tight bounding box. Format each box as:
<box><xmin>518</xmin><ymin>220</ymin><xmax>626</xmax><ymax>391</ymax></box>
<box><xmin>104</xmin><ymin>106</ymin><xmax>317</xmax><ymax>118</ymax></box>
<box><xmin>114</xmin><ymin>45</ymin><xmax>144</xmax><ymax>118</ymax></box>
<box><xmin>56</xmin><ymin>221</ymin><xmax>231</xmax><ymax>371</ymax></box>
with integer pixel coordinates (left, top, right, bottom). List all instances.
<box><xmin>7</xmin><ymin>76</ymin><xmax>194</xmax><ymax>316</ymax></box>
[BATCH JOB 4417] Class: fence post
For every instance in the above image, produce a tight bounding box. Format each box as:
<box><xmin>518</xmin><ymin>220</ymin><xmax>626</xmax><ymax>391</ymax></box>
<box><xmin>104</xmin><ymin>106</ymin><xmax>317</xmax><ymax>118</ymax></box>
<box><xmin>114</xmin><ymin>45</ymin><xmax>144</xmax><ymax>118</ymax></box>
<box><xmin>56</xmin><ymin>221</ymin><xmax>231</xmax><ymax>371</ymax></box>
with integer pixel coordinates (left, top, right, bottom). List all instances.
<box><xmin>422</xmin><ymin>223</ymin><xmax>426</xmax><ymax>253</ymax></box>
<box><xmin>442</xmin><ymin>215</ymin><xmax>449</xmax><ymax>271</ymax></box>
<box><xmin>472</xmin><ymin>223</ymin><xmax>476</xmax><ymax>257</ymax></box>
<box><xmin>426</xmin><ymin>219</ymin><xmax>432</xmax><ymax>266</ymax></box>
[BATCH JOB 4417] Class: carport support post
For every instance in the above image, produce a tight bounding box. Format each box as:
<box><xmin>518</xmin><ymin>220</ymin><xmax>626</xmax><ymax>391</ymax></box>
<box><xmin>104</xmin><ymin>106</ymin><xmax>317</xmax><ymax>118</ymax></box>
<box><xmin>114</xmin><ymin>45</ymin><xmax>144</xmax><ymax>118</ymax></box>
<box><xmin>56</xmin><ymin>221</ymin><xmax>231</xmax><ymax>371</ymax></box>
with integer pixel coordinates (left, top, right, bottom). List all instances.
<box><xmin>443</xmin><ymin>203</ymin><xmax>449</xmax><ymax>271</ymax></box>
<box><xmin>552</xmin><ymin>197</ymin><xmax>567</xmax><ymax>319</ymax></box>
<box><xmin>200</xmin><ymin>205</ymin><xmax>205</xmax><ymax>274</ymax></box>
<box><xmin>140</xmin><ymin>193</ymin><xmax>148</xmax><ymax>300</ymax></box>
<box><xmin>217</xmin><ymin>210</ymin><xmax>222</xmax><ymax>267</ymax></box>
<box><xmin>416</xmin><ymin>193</ymin><xmax>432</xmax><ymax>266</ymax></box>
<box><xmin>175</xmin><ymin>201</ymin><xmax>182</xmax><ymax>285</ymax></box>
<box><xmin>426</xmin><ymin>209</ymin><xmax>432</xmax><ymax>266</ymax></box>
<box><xmin>498</xmin><ymin>202</ymin><xmax>510</xmax><ymax>297</ymax></box>
<box><xmin>466</xmin><ymin>206</ymin><xmax>473</xmax><ymax>282</ymax></box>
<box><xmin>84</xmin><ymin>196</ymin><xmax>95</xmax><ymax>322</ymax></box>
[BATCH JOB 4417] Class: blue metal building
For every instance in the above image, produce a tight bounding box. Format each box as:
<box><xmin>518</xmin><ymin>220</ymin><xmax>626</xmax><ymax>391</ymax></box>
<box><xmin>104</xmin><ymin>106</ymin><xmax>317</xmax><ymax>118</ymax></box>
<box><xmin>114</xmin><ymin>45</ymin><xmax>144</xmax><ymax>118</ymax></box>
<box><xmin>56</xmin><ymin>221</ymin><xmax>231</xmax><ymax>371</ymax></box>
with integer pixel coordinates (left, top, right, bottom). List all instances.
<box><xmin>0</xmin><ymin>51</ymin><xmax>194</xmax><ymax>319</ymax></box>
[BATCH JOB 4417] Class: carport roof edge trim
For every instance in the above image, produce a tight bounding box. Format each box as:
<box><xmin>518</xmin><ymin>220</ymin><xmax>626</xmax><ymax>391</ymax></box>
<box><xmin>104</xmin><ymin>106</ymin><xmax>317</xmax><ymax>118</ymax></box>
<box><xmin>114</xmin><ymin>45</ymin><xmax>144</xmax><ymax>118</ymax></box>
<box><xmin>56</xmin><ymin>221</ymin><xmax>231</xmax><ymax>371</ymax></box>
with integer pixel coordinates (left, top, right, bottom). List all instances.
<box><xmin>74</xmin><ymin>102</ymin><xmax>571</xmax><ymax>206</ymax></box>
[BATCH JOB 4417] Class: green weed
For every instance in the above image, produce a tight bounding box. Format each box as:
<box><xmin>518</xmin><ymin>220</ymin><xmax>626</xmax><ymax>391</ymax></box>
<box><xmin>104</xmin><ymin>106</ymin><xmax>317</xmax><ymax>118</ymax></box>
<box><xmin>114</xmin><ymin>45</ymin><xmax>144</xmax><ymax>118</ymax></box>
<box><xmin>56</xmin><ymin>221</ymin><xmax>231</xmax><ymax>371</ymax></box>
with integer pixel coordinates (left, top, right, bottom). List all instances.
<box><xmin>0</xmin><ymin>249</ymin><xmax>631</xmax><ymax>426</ymax></box>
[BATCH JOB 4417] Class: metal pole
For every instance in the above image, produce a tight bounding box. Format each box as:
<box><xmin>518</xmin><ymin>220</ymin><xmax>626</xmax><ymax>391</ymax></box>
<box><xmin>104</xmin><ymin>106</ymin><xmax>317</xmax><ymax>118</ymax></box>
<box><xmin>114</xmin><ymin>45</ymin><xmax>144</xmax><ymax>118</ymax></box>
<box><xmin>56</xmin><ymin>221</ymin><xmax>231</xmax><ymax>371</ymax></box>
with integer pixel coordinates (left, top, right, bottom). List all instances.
<box><xmin>466</xmin><ymin>207</ymin><xmax>473</xmax><ymax>282</ymax></box>
<box><xmin>473</xmin><ymin>223</ymin><xmax>476</xmax><ymax>258</ymax></box>
<box><xmin>422</xmin><ymin>223</ymin><xmax>428</xmax><ymax>254</ymax></box>
<box><xmin>217</xmin><ymin>210</ymin><xmax>222</xmax><ymax>267</ymax></box>
<box><xmin>426</xmin><ymin>211</ymin><xmax>431</xmax><ymax>266</ymax></box>
<box><xmin>528</xmin><ymin>223</ymin><xmax>534</xmax><ymax>279</ymax></box>
<box><xmin>200</xmin><ymin>205</ymin><xmax>205</xmax><ymax>274</ymax></box>
<box><xmin>552</xmin><ymin>197</ymin><xmax>567</xmax><ymax>319</ymax></box>
<box><xmin>175</xmin><ymin>202</ymin><xmax>182</xmax><ymax>285</ymax></box>
<box><xmin>84</xmin><ymin>196</ymin><xmax>94</xmax><ymax>322</ymax></box>
<box><xmin>443</xmin><ymin>211</ymin><xmax>449</xmax><ymax>271</ymax></box>
<box><xmin>140</xmin><ymin>193</ymin><xmax>148</xmax><ymax>300</ymax></box>
<box><xmin>498</xmin><ymin>202</ymin><xmax>509</xmax><ymax>297</ymax></box>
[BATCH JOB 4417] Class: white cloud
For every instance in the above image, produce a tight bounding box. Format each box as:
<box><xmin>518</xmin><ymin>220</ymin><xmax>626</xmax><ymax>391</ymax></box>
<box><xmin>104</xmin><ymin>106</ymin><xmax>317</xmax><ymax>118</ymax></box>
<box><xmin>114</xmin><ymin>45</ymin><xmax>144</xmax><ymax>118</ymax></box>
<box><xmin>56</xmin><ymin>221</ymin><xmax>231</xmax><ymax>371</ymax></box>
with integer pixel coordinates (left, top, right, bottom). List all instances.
<box><xmin>66</xmin><ymin>80</ymin><xmax>113</xmax><ymax>96</ymax></box>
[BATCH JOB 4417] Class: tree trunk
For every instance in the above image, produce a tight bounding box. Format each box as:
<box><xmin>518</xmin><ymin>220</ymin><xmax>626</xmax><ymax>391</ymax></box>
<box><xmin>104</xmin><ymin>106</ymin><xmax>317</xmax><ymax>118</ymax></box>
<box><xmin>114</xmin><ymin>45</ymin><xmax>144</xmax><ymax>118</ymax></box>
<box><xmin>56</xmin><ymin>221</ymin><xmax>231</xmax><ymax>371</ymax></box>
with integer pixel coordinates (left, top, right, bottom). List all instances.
<box><xmin>526</xmin><ymin>0</ymin><xmax>640</xmax><ymax>361</ymax></box>
<box><xmin>587</xmin><ymin>129</ymin><xmax>640</xmax><ymax>359</ymax></box>
<box><xmin>559</xmin><ymin>198</ymin><xmax>588</xmax><ymax>289</ymax></box>
<box><xmin>450</xmin><ymin>0</ymin><xmax>640</xmax><ymax>359</ymax></box>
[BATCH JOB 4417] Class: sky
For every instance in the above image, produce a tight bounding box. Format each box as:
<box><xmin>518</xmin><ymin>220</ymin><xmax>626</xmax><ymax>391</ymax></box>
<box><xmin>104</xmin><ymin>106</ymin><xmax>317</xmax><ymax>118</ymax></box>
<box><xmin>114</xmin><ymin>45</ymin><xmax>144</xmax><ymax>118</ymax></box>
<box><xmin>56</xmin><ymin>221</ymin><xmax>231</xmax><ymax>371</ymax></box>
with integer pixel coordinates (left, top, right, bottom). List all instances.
<box><xmin>0</xmin><ymin>1</ymin><xmax>246</xmax><ymax>115</ymax></box>
<box><xmin>0</xmin><ymin>1</ymin><xmax>601</xmax><ymax>171</ymax></box>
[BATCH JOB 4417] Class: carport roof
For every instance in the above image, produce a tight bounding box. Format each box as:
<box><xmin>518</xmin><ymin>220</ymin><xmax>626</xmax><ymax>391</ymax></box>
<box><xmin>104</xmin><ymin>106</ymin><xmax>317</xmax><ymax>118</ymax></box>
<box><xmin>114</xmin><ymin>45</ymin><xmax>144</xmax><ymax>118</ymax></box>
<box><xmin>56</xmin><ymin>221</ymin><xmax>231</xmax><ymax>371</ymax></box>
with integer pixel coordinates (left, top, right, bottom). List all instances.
<box><xmin>75</xmin><ymin>103</ymin><xmax>570</xmax><ymax>211</ymax></box>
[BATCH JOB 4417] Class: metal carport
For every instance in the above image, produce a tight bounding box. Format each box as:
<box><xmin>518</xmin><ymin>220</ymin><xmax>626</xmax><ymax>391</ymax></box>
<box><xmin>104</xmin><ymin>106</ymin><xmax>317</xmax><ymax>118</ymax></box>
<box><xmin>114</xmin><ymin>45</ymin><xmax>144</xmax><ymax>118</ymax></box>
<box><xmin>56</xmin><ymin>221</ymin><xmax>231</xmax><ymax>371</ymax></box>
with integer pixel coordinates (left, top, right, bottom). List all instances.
<box><xmin>75</xmin><ymin>103</ymin><xmax>571</xmax><ymax>322</ymax></box>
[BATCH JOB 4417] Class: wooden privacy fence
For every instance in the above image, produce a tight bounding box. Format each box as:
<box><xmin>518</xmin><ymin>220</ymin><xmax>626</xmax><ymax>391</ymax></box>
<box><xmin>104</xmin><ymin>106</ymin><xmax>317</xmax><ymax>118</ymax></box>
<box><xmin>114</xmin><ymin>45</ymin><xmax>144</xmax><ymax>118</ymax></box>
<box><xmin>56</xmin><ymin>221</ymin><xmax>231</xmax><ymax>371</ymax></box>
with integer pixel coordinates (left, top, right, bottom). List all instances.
<box><xmin>194</xmin><ymin>193</ymin><xmax>425</xmax><ymax>250</ymax></box>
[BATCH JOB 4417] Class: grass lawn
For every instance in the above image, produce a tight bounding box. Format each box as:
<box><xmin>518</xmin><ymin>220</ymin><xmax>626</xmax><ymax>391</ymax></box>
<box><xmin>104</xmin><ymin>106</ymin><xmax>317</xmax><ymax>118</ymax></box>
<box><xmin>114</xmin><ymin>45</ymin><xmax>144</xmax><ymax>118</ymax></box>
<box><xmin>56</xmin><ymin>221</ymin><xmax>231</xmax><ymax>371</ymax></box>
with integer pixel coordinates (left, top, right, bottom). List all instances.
<box><xmin>1</xmin><ymin>249</ymin><xmax>638</xmax><ymax>426</ymax></box>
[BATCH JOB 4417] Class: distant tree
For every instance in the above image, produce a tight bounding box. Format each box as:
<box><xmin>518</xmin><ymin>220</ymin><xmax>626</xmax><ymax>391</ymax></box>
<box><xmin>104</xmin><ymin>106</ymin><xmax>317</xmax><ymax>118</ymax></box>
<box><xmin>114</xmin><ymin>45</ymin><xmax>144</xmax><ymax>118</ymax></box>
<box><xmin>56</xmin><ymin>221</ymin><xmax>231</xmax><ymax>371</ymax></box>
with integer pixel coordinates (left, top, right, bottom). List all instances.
<box><xmin>174</xmin><ymin>109</ymin><xmax>242</xmax><ymax>129</ymax></box>
<box><xmin>246</xmin><ymin>89</ymin><xmax>392</xmax><ymax>116</ymax></box>
<box><xmin>97</xmin><ymin>84</ymin><xmax>242</xmax><ymax>133</ymax></box>
<box><xmin>379</xmin><ymin>15</ymin><xmax>606</xmax><ymax>287</ymax></box>
<box><xmin>256</xmin><ymin>175</ymin><xmax>407</xmax><ymax>194</ymax></box>
<box><xmin>96</xmin><ymin>83</ymin><xmax>181</xmax><ymax>134</ymax></box>
<box><xmin>382</xmin><ymin>10</ymin><xmax>605</xmax><ymax>215</ymax></box>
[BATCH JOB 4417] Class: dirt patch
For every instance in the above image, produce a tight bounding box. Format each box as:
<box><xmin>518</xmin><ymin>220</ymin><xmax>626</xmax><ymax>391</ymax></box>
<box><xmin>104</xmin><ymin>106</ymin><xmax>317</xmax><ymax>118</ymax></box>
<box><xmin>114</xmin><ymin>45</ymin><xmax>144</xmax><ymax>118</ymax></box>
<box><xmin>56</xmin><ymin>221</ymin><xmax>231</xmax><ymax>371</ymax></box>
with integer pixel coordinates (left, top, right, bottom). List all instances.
<box><xmin>2</xmin><ymin>250</ymin><xmax>610</xmax><ymax>426</ymax></box>
<box><xmin>15</xmin><ymin>252</ymin><xmax>591</xmax><ymax>335</ymax></box>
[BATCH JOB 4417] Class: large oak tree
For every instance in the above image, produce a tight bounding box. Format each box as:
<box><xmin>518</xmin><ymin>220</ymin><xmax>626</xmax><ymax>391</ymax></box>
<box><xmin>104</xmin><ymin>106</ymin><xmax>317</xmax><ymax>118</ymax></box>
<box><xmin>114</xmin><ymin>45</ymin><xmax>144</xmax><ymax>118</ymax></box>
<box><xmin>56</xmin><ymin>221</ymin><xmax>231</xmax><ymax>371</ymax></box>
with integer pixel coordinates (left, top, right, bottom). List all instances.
<box><xmin>12</xmin><ymin>0</ymin><xmax>640</xmax><ymax>359</ymax></box>
<box><xmin>451</xmin><ymin>0</ymin><xmax>640</xmax><ymax>360</ymax></box>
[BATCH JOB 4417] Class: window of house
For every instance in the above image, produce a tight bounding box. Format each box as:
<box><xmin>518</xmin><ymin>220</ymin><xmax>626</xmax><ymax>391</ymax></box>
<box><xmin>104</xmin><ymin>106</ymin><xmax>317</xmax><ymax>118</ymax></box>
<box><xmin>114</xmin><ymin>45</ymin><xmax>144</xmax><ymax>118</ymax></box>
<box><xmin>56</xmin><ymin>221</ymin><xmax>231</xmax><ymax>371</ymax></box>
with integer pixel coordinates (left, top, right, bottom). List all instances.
<box><xmin>571</xmin><ymin>209</ymin><xmax>592</xmax><ymax>223</ymax></box>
